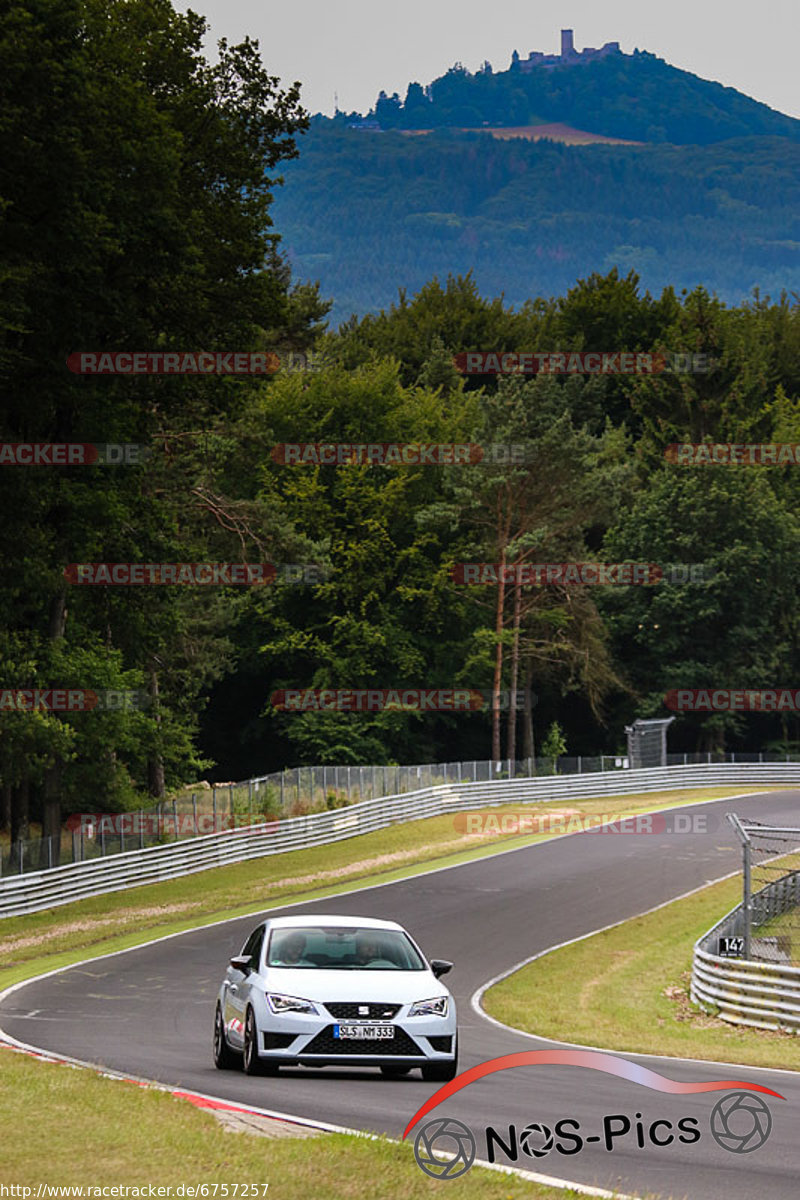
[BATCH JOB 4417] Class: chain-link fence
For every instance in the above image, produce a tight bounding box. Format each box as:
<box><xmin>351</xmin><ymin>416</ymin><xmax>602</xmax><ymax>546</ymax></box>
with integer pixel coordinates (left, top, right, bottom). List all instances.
<box><xmin>3</xmin><ymin>749</ymin><xmax>799</xmax><ymax>879</ymax></box>
<box><xmin>729</xmin><ymin>815</ymin><xmax>800</xmax><ymax>965</ymax></box>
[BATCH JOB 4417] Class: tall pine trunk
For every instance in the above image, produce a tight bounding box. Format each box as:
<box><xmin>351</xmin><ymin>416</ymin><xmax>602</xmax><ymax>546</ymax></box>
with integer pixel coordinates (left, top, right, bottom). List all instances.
<box><xmin>505</xmin><ymin>574</ymin><xmax>522</xmax><ymax>769</ymax></box>
<box><xmin>491</xmin><ymin>557</ymin><xmax>506</xmax><ymax>763</ymax></box>
<box><xmin>147</xmin><ymin>665</ymin><xmax>166</xmax><ymax>798</ymax></box>
<box><xmin>11</xmin><ymin>778</ymin><xmax>30</xmax><ymax>869</ymax></box>
<box><xmin>522</xmin><ymin>659</ymin><xmax>536</xmax><ymax>769</ymax></box>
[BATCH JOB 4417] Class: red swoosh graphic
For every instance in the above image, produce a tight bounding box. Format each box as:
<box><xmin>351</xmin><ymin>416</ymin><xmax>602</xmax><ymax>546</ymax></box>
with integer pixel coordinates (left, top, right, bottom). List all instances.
<box><xmin>402</xmin><ymin>1050</ymin><xmax>785</xmax><ymax>1139</ymax></box>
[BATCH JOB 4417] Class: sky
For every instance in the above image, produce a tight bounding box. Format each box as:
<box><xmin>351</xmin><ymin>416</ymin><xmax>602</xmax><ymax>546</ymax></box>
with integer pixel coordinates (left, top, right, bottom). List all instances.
<box><xmin>176</xmin><ymin>0</ymin><xmax>800</xmax><ymax>120</ymax></box>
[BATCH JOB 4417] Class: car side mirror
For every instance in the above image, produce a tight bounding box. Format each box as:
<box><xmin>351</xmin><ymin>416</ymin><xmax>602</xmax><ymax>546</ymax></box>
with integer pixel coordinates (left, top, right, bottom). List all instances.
<box><xmin>229</xmin><ymin>955</ymin><xmax>252</xmax><ymax>974</ymax></box>
<box><xmin>430</xmin><ymin>959</ymin><xmax>453</xmax><ymax>979</ymax></box>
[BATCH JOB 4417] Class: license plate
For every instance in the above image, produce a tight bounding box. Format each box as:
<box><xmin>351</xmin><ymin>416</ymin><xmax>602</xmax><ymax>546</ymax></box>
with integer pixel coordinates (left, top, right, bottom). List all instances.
<box><xmin>333</xmin><ymin>1024</ymin><xmax>395</xmax><ymax>1039</ymax></box>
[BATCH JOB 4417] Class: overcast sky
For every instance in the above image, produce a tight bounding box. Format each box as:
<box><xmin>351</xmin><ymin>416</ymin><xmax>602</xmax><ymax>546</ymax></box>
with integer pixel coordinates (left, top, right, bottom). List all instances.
<box><xmin>177</xmin><ymin>0</ymin><xmax>800</xmax><ymax>120</ymax></box>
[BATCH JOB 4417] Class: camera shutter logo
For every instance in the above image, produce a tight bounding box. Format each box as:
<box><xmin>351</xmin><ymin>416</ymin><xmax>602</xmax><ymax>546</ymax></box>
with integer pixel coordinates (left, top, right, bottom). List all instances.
<box><xmin>520</xmin><ymin>1122</ymin><xmax>555</xmax><ymax>1157</ymax></box>
<box><xmin>710</xmin><ymin>1092</ymin><xmax>772</xmax><ymax>1153</ymax></box>
<box><xmin>414</xmin><ymin>1117</ymin><xmax>476</xmax><ymax>1179</ymax></box>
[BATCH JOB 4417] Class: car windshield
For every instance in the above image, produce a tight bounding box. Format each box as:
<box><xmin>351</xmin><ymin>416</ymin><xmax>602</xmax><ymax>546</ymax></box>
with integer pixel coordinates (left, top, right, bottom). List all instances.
<box><xmin>266</xmin><ymin>926</ymin><xmax>426</xmax><ymax>970</ymax></box>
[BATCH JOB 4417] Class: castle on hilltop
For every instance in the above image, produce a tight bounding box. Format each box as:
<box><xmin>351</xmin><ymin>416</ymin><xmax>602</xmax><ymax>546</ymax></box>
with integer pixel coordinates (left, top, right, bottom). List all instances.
<box><xmin>513</xmin><ymin>29</ymin><xmax>622</xmax><ymax>71</ymax></box>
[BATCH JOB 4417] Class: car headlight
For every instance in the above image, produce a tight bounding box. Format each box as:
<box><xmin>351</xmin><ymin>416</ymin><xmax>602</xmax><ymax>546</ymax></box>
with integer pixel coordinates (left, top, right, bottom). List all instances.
<box><xmin>408</xmin><ymin>995</ymin><xmax>449</xmax><ymax>1018</ymax></box>
<box><xmin>266</xmin><ymin>992</ymin><xmax>319</xmax><ymax>1015</ymax></box>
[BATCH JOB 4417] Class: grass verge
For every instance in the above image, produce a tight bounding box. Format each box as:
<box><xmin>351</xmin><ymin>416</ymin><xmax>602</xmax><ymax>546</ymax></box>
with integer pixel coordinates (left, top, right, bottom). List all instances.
<box><xmin>483</xmin><ymin>874</ymin><xmax>800</xmax><ymax>1072</ymax></box>
<box><xmin>0</xmin><ymin>1046</ymin><xmax>596</xmax><ymax>1197</ymax></box>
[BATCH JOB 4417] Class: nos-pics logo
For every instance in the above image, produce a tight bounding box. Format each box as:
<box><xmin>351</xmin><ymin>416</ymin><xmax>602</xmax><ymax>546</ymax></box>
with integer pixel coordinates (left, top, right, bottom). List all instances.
<box><xmin>404</xmin><ymin>1050</ymin><xmax>782</xmax><ymax>1179</ymax></box>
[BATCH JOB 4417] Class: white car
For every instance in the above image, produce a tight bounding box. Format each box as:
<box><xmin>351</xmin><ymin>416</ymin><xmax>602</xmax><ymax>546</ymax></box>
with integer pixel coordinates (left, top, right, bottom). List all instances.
<box><xmin>213</xmin><ymin>914</ymin><xmax>458</xmax><ymax>1080</ymax></box>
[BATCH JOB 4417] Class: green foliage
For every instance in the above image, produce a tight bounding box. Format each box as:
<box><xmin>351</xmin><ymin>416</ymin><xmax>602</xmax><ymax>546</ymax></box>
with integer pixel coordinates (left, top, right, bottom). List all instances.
<box><xmin>541</xmin><ymin>721</ymin><xmax>568</xmax><ymax>761</ymax></box>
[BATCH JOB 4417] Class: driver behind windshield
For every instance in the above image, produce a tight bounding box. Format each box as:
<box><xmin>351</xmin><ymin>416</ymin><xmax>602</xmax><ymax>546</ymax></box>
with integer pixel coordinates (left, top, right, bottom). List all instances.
<box><xmin>354</xmin><ymin>932</ymin><xmax>396</xmax><ymax>967</ymax></box>
<box><xmin>271</xmin><ymin>931</ymin><xmax>313</xmax><ymax>966</ymax></box>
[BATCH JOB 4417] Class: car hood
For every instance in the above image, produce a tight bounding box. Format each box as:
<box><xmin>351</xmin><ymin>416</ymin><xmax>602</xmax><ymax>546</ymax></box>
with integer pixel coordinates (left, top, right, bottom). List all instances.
<box><xmin>262</xmin><ymin>967</ymin><xmax>448</xmax><ymax>1004</ymax></box>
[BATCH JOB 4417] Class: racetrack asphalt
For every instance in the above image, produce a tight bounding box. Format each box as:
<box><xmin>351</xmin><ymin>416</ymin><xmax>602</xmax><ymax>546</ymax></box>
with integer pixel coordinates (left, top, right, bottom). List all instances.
<box><xmin>2</xmin><ymin>789</ymin><xmax>800</xmax><ymax>1199</ymax></box>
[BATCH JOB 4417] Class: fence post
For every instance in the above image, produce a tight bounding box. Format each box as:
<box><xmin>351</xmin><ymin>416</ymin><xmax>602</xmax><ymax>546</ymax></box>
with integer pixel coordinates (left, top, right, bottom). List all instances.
<box><xmin>248</xmin><ymin>780</ymin><xmax>252</xmax><ymax>825</ymax></box>
<box><xmin>742</xmin><ymin>837</ymin><xmax>752</xmax><ymax>960</ymax></box>
<box><xmin>347</xmin><ymin>765</ymin><xmax>352</xmax><ymax>802</ymax></box>
<box><xmin>139</xmin><ymin>811</ymin><xmax>144</xmax><ymax>849</ymax></box>
<box><xmin>173</xmin><ymin>799</ymin><xmax>178</xmax><ymax>841</ymax></box>
<box><xmin>120</xmin><ymin>826</ymin><xmax>124</xmax><ymax>854</ymax></box>
<box><xmin>280</xmin><ymin>772</ymin><xmax>285</xmax><ymax>808</ymax></box>
<box><xmin>213</xmin><ymin>787</ymin><xmax>217</xmax><ymax>832</ymax></box>
<box><xmin>101</xmin><ymin>822</ymin><xmax>106</xmax><ymax>855</ymax></box>
<box><xmin>19</xmin><ymin>841</ymin><xmax>23</xmax><ymax>874</ymax></box>
<box><xmin>192</xmin><ymin>793</ymin><xmax>198</xmax><ymax>836</ymax></box>
<box><xmin>48</xmin><ymin>835</ymin><xmax>53</xmax><ymax>869</ymax></box>
<box><xmin>577</xmin><ymin>755</ymin><xmax>582</xmax><ymax>773</ymax></box>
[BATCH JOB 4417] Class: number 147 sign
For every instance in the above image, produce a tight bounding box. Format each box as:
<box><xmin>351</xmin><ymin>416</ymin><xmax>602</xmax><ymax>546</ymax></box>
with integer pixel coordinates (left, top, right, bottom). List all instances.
<box><xmin>718</xmin><ymin>936</ymin><xmax>744</xmax><ymax>957</ymax></box>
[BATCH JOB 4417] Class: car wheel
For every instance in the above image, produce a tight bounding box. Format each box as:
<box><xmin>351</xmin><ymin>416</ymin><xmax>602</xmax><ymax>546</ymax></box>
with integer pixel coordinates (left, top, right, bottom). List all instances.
<box><xmin>380</xmin><ymin>1065</ymin><xmax>411</xmax><ymax>1077</ymax></box>
<box><xmin>243</xmin><ymin>1007</ymin><xmax>278</xmax><ymax>1076</ymax></box>
<box><xmin>213</xmin><ymin>1004</ymin><xmax>241</xmax><ymax>1070</ymax></box>
<box><xmin>421</xmin><ymin>1038</ymin><xmax>458</xmax><ymax>1082</ymax></box>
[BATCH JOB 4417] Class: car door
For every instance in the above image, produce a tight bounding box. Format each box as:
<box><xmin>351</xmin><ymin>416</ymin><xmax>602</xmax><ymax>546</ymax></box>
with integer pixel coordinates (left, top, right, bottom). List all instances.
<box><xmin>224</xmin><ymin>925</ymin><xmax>264</xmax><ymax>1048</ymax></box>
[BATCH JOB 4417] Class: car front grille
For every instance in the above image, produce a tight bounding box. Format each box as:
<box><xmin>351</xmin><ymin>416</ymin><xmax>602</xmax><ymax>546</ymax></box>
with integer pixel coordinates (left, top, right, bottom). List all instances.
<box><xmin>324</xmin><ymin>1002</ymin><xmax>402</xmax><ymax>1020</ymax></box>
<box><xmin>302</xmin><ymin>1025</ymin><xmax>424</xmax><ymax>1056</ymax></box>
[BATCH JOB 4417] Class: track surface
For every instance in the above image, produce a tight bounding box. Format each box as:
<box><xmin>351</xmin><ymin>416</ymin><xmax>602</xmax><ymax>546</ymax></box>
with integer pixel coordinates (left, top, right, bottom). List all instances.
<box><xmin>3</xmin><ymin>791</ymin><xmax>800</xmax><ymax>1199</ymax></box>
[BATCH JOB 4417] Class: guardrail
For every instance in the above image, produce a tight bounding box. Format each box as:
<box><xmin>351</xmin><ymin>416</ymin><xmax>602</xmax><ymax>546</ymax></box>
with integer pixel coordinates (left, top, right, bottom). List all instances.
<box><xmin>692</xmin><ymin>837</ymin><xmax>800</xmax><ymax>1030</ymax></box>
<box><xmin>3</xmin><ymin>762</ymin><xmax>800</xmax><ymax>920</ymax></box>
<box><xmin>692</xmin><ymin>905</ymin><xmax>800</xmax><ymax>1031</ymax></box>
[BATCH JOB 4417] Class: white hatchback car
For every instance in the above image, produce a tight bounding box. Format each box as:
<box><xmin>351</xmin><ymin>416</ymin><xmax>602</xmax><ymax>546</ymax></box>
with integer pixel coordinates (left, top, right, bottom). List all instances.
<box><xmin>213</xmin><ymin>914</ymin><xmax>458</xmax><ymax>1080</ymax></box>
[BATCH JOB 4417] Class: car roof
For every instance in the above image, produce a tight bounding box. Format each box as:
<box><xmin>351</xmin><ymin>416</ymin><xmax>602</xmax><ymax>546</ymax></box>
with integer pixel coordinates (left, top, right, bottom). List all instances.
<box><xmin>265</xmin><ymin>914</ymin><xmax>405</xmax><ymax>932</ymax></box>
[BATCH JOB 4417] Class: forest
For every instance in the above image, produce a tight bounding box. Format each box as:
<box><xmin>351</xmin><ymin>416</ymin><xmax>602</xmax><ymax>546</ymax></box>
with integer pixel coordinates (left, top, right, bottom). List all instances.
<box><xmin>2</xmin><ymin>0</ymin><xmax>800</xmax><ymax>852</ymax></box>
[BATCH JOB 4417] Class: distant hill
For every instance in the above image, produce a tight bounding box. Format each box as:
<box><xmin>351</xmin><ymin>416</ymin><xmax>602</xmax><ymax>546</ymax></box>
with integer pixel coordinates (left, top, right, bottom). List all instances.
<box><xmin>333</xmin><ymin>49</ymin><xmax>800</xmax><ymax>146</ymax></box>
<box><xmin>271</xmin><ymin>128</ymin><xmax>800</xmax><ymax>326</ymax></box>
